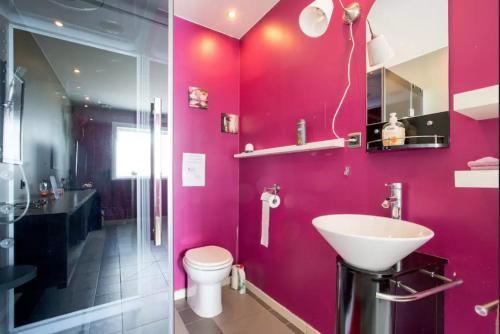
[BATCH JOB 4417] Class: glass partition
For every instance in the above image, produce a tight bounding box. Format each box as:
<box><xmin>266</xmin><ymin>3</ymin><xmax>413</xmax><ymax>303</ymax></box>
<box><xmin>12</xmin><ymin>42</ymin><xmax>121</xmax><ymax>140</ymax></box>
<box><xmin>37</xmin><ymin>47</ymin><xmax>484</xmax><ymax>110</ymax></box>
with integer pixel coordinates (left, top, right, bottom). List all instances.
<box><xmin>0</xmin><ymin>1</ymin><xmax>173</xmax><ymax>333</ymax></box>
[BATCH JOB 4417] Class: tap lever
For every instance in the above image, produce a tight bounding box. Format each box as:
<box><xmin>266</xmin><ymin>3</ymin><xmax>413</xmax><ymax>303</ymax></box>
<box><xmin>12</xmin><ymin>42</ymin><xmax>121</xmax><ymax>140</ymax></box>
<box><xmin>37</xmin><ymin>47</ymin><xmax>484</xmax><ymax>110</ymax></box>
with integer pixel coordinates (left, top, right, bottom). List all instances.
<box><xmin>382</xmin><ymin>182</ymin><xmax>403</xmax><ymax>220</ymax></box>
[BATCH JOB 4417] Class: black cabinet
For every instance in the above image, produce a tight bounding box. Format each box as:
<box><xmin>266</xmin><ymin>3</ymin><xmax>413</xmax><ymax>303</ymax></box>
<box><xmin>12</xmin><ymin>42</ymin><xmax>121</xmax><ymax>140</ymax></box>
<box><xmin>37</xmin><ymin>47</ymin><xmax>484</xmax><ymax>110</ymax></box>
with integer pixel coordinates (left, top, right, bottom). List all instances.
<box><xmin>15</xmin><ymin>190</ymin><xmax>100</xmax><ymax>288</ymax></box>
<box><xmin>336</xmin><ymin>253</ymin><xmax>448</xmax><ymax>334</ymax></box>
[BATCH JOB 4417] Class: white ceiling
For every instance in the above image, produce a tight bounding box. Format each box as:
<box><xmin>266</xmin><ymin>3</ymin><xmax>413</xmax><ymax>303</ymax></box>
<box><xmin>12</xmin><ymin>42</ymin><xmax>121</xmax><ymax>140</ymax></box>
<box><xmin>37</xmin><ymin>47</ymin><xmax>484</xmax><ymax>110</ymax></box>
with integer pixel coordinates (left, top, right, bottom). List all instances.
<box><xmin>174</xmin><ymin>0</ymin><xmax>280</xmax><ymax>39</ymax></box>
<box><xmin>5</xmin><ymin>0</ymin><xmax>169</xmax><ymax>62</ymax></box>
<box><xmin>367</xmin><ymin>0</ymin><xmax>448</xmax><ymax>70</ymax></box>
<box><xmin>30</xmin><ymin>31</ymin><xmax>138</xmax><ymax>110</ymax></box>
<box><xmin>6</xmin><ymin>0</ymin><xmax>170</xmax><ymax>111</ymax></box>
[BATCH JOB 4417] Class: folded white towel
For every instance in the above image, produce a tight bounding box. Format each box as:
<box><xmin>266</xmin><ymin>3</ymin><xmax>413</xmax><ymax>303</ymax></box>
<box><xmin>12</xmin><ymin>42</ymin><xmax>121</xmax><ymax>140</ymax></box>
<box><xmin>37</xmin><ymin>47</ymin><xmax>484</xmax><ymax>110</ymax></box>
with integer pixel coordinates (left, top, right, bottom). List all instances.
<box><xmin>468</xmin><ymin>157</ymin><xmax>499</xmax><ymax>169</ymax></box>
<box><xmin>470</xmin><ymin>165</ymin><xmax>499</xmax><ymax>170</ymax></box>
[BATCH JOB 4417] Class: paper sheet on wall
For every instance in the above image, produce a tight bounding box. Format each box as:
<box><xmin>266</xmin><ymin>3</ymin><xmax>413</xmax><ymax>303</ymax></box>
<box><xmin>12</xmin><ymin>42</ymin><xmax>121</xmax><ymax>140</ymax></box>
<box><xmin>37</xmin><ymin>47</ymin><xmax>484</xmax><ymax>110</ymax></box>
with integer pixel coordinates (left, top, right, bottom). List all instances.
<box><xmin>182</xmin><ymin>153</ymin><xmax>206</xmax><ymax>187</ymax></box>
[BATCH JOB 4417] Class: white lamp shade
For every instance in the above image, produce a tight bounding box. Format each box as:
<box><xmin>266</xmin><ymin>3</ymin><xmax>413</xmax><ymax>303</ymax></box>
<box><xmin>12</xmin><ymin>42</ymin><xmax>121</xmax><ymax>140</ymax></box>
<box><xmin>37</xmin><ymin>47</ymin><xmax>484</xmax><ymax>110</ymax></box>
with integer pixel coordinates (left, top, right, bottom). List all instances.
<box><xmin>367</xmin><ymin>34</ymin><xmax>395</xmax><ymax>67</ymax></box>
<box><xmin>299</xmin><ymin>0</ymin><xmax>334</xmax><ymax>38</ymax></box>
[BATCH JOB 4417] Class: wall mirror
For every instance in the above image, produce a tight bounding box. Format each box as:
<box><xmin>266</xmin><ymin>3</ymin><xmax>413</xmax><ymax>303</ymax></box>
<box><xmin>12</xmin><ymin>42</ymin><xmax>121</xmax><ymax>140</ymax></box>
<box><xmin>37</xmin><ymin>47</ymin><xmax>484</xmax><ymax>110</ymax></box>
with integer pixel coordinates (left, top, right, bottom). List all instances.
<box><xmin>365</xmin><ymin>0</ymin><xmax>450</xmax><ymax>152</ymax></box>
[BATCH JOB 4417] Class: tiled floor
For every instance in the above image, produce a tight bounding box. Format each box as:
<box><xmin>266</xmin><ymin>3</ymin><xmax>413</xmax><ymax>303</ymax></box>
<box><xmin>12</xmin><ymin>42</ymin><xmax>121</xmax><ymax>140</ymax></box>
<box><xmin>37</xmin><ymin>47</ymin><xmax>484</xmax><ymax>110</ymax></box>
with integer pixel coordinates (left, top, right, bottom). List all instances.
<box><xmin>54</xmin><ymin>291</ymin><xmax>172</xmax><ymax>334</ymax></box>
<box><xmin>29</xmin><ymin>219</ymin><xmax>169</xmax><ymax>324</ymax></box>
<box><xmin>176</xmin><ymin>287</ymin><xmax>304</xmax><ymax>334</ymax></box>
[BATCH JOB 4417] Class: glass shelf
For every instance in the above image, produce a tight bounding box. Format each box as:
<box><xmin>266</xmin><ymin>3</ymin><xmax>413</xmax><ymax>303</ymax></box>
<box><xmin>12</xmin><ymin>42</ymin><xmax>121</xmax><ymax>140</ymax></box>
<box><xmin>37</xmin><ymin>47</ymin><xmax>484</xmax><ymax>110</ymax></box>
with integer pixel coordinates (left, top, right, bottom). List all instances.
<box><xmin>367</xmin><ymin>135</ymin><xmax>449</xmax><ymax>152</ymax></box>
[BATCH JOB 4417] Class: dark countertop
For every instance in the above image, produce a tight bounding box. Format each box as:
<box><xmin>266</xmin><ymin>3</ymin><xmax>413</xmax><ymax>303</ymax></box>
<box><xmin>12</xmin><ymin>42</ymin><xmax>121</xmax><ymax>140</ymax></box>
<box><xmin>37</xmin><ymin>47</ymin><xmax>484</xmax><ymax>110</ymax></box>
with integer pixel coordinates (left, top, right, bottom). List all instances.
<box><xmin>20</xmin><ymin>189</ymin><xmax>96</xmax><ymax>217</ymax></box>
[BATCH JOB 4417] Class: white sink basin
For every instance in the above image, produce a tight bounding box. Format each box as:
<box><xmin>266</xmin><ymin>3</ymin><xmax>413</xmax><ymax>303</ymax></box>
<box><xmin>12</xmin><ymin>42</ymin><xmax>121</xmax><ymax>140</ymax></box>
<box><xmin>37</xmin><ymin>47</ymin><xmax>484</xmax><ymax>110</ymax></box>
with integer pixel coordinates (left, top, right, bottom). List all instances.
<box><xmin>312</xmin><ymin>215</ymin><xmax>434</xmax><ymax>272</ymax></box>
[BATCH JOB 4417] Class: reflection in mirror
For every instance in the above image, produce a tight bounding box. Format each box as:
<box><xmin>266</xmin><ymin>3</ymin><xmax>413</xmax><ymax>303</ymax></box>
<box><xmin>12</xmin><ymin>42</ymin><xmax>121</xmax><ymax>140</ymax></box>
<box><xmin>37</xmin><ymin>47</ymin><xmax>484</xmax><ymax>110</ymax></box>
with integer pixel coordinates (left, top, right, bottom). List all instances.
<box><xmin>366</xmin><ymin>0</ymin><xmax>450</xmax><ymax>151</ymax></box>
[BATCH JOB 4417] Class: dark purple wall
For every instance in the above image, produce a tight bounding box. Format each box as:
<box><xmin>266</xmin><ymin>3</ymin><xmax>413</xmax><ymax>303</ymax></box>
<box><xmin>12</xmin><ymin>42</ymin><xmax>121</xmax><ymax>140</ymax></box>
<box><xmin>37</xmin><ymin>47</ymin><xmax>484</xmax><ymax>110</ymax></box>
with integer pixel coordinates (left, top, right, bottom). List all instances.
<box><xmin>238</xmin><ymin>0</ymin><xmax>498</xmax><ymax>333</ymax></box>
<box><xmin>173</xmin><ymin>17</ymin><xmax>240</xmax><ymax>290</ymax></box>
<box><xmin>73</xmin><ymin>106</ymin><xmax>137</xmax><ymax>220</ymax></box>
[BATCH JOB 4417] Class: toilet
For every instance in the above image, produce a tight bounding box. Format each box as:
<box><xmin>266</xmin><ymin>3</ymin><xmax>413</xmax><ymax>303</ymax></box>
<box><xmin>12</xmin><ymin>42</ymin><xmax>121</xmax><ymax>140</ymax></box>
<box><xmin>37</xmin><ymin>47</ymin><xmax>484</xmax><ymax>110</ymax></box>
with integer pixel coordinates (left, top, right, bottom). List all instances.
<box><xmin>183</xmin><ymin>245</ymin><xmax>233</xmax><ymax>318</ymax></box>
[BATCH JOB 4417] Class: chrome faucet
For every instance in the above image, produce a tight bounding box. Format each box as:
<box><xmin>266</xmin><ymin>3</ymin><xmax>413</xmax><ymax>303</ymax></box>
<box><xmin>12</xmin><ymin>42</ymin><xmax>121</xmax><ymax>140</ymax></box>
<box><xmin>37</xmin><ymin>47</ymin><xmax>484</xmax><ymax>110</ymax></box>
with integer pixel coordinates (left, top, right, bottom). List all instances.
<box><xmin>381</xmin><ymin>183</ymin><xmax>402</xmax><ymax>220</ymax></box>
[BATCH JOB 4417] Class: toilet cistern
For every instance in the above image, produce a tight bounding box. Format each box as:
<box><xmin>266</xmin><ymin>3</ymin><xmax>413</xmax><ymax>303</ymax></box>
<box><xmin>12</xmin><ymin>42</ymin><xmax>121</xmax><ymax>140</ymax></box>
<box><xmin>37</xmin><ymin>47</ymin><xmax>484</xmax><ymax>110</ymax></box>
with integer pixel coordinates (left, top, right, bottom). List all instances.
<box><xmin>381</xmin><ymin>182</ymin><xmax>402</xmax><ymax>220</ymax></box>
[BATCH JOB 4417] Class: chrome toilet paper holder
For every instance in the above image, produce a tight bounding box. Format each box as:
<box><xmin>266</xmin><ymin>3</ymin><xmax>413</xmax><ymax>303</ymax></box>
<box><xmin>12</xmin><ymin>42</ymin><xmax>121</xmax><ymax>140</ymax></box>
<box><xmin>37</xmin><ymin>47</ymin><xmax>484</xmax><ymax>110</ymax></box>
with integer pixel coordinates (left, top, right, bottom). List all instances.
<box><xmin>264</xmin><ymin>184</ymin><xmax>280</xmax><ymax>195</ymax></box>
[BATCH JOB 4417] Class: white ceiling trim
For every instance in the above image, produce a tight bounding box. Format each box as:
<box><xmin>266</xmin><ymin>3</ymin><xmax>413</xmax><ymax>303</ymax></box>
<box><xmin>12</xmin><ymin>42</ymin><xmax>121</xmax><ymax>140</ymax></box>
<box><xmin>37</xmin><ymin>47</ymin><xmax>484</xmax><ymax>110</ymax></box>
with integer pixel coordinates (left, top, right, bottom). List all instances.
<box><xmin>174</xmin><ymin>0</ymin><xmax>280</xmax><ymax>39</ymax></box>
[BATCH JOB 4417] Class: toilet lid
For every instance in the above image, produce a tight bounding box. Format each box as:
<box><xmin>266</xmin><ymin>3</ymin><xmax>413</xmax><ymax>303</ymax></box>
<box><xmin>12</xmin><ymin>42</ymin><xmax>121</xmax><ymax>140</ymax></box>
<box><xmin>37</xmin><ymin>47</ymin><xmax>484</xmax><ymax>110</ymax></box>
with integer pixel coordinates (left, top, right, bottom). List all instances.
<box><xmin>185</xmin><ymin>246</ymin><xmax>233</xmax><ymax>269</ymax></box>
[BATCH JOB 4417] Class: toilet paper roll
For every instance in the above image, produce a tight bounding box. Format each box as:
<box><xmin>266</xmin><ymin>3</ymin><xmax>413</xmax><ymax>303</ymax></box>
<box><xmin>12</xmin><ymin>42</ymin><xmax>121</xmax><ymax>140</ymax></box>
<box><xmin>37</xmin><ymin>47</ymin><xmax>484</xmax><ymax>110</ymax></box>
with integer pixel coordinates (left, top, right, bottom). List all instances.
<box><xmin>260</xmin><ymin>192</ymin><xmax>280</xmax><ymax>248</ymax></box>
<box><xmin>268</xmin><ymin>195</ymin><xmax>280</xmax><ymax>209</ymax></box>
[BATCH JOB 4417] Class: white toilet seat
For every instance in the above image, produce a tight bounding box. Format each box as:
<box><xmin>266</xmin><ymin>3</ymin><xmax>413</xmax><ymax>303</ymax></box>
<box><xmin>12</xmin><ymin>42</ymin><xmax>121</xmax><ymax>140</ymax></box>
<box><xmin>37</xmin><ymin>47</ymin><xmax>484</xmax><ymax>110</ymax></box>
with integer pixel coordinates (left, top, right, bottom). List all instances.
<box><xmin>185</xmin><ymin>246</ymin><xmax>233</xmax><ymax>271</ymax></box>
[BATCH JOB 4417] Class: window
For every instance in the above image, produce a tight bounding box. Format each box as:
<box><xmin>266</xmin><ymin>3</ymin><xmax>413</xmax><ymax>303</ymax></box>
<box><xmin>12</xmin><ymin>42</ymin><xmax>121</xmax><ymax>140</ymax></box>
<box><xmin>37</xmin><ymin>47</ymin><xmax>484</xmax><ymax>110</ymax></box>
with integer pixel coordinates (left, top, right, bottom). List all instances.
<box><xmin>112</xmin><ymin>124</ymin><xmax>168</xmax><ymax>180</ymax></box>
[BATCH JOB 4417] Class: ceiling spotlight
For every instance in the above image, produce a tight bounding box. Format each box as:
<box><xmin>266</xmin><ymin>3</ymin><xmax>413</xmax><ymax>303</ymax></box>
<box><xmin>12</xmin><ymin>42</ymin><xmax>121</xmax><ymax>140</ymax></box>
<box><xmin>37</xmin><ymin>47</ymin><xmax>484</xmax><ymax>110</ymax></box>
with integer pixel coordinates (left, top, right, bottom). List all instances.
<box><xmin>85</xmin><ymin>96</ymin><xmax>90</xmax><ymax>101</ymax></box>
<box><xmin>76</xmin><ymin>86</ymin><xmax>81</xmax><ymax>89</ymax></box>
<box><xmin>226</xmin><ymin>9</ymin><xmax>237</xmax><ymax>20</ymax></box>
<box><xmin>84</xmin><ymin>104</ymin><xmax>88</xmax><ymax>108</ymax></box>
<box><xmin>54</xmin><ymin>20</ymin><xmax>64</xmax><ymax>27</ymax></box>
<box><xmin>62</xmin><ymin>95</ymin><xmax>67</xmax><ymax>99</ymax></box>
<box><xmin>73</xmin><ymin>68</ymin><xmax>81</xmax><ymax>74</ymax></box>
<box><xmin>89</xmin><ymin>118</ymin><xmax>94</xmax><ymax>121</ymax></box>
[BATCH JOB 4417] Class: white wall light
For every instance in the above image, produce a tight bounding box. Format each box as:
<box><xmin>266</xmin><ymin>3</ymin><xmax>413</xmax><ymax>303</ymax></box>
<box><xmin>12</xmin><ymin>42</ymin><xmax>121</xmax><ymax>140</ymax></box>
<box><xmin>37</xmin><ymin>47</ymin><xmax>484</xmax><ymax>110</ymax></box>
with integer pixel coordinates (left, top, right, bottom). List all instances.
<box><xmin>299</xmin><ymin>1</ymin><xmax>361</xmax><ymax>139</ymax></box>
<box><xmin>299</xmin><ymin>0</ymin><xmax>334</xmax><ymax>38</ymax></box>
<box><xmin>366</xmin><ymin>20</ymin><xmax>394</xmax><ymax>67</ymax></box>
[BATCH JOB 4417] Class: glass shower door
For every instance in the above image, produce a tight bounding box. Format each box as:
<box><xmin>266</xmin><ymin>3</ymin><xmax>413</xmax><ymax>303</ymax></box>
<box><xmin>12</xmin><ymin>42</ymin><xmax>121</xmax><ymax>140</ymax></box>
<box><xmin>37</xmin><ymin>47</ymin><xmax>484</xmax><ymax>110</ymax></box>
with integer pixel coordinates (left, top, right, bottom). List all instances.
<box><xmin>0</xmin><ymin>0</ymin><xmax>173</xmax><ymax>333</ymax></box>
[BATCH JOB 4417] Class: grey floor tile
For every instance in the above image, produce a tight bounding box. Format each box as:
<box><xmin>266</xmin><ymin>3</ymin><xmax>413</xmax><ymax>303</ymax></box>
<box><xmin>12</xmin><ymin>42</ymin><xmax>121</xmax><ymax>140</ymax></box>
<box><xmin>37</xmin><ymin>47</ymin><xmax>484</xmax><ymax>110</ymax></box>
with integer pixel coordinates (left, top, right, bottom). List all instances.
<box><xmin>94</xmin><ymin>292</ymin><xmax>122</xmax><ymax>306</ymax></box>
<box><xmin>89</xmin><ymin>314</ymin><xmax>123</xmax><ymax>334</ymax></box>
<box><xmin>216</xmin><ymin>310</ymin><xmax>293</xmax><ymax>334</ymax></box>
<box><xmin>120</xmin><ymin>263</ymin><xmax>163</xmax><ymax>282</ymax></box>
<box><xmin>213</xmin><ymin>287</ymin><xmax>268</xmax><ymax>328</ymax></box>
<box><xmin>96</xmin><ymin>282</ymin><xmax>121</xmax><ymax>297</ymax></box>
<box><xmin>64</xmin><ymin>288</ymin><xmax>96</xmax><ymax>313</ymax></box>
<box><xmin>175</xmin><ymin>299</ymin><xmax>190</xmax><ymax>312</ymax></box>
<box><xmin>186</xmin><ymin>319</ymin><xmax>223</xmax><ymax>334</ymax></box>
<box><xmin>102</xmin><ymin>249</ymin><xmax>120</xmax><ymax>258</ymax></box>
<box><xmin>98</xmin><ymin>274</ymin><xmax>121</xmax><ymax>287</ymax></box>
<box><xmin>121</xmin><ymin>276</ymin><xmax>168</xmax><ymax>299</ymax></box>
<box><xmin>100</xmin><ymin>266</ymin><xmax>121</xmax><ymax>278</ymax></box>
<box><xmin>175</xmin><ymin>309</ymin><xmax>189</xmax><ymax>334</ymax></box>
<box><xmin>56</xmin><ymin>324</ymin><xmax>90</xmax><ymax>334</ymax></box>
<box><xmin>178</xmin><ymin>307</ymin><xmax>201</xmax><ymax>325</ymax></box>
<box><xmin>75</xmin><ymin>260</ymin><xmax>101</xmax><ymax>275</ymax></box>
<box><xmin>125</xmin><ymin>318</ymin><xmax>169</xmax><ymax>333</ymax></box>
<box><xmin>101</xmin><ymin>257</ymin><xmax>120</xmax><ymax>268</ymax></box>
<box><xmin>69</xmin><ymin>272</ymin><xmax>99</xmax><ymax>292</ymax></box>
<box><xmin>122</xmin><ymin>292</ymin><xmax>169</xmax><ymax>330</ymax></box>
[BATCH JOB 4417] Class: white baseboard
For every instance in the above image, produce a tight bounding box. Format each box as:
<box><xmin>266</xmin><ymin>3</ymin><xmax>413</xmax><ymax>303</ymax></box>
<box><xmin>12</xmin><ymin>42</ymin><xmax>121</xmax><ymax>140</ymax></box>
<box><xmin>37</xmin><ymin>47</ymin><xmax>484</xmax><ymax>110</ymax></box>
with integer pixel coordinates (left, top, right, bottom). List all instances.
<box><xmin>174</xmin><ymin>277</ymin><xmax>231</xmax><ymax>301</ymax></box>
<box><xmin>174</xmin><ymin>288</ymin><xmax>186</xmax><ymax>301</ymax></box>
<box><xmin>246</xmin><ymin>280</ymin><xmax>321</xmax><ymax>334</ymax></box>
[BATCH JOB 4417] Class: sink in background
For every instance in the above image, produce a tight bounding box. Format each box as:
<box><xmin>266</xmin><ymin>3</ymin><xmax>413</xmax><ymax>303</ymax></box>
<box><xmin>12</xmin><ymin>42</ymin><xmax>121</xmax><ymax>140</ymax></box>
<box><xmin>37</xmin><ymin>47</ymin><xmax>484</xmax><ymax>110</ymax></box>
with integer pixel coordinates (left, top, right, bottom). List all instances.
<box><xmin>312</xmin><ymin>214</ymin><xmax>434</xmax><ymax>272</ymax></box>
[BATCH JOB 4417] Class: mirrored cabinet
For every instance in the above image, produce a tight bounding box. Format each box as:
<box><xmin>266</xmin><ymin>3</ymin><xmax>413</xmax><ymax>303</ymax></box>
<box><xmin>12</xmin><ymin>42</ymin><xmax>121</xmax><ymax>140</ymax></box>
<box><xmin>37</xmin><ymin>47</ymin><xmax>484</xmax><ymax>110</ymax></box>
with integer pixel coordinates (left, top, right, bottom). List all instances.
<box><xmin>366</xmin><ymin>0</ymin><xmax>450</xmax><ymax>152</ymax></box>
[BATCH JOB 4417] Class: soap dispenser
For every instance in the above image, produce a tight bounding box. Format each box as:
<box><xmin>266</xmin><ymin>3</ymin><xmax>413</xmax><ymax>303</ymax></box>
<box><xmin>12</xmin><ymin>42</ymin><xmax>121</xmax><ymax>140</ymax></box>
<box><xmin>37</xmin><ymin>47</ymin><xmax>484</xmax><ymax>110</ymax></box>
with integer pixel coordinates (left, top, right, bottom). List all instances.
<box><xmin>382</xmin><ymin>113</ymin><xmax>405</xmax><ymax>146</ymax></box>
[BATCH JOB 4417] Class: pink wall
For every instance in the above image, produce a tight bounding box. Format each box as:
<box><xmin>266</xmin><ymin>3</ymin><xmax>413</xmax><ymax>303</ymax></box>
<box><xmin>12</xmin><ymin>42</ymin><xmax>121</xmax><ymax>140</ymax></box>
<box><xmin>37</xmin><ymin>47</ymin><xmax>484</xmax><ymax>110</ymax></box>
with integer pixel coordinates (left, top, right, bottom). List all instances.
<box><xmin>239</xmin><ymin>1</ymin><xmax>498</xmax><ymax>333</ymax></box>
<box><xmin>173</xmin><ymin>17</ymin><xmax>240</xmax><ymax>290</ymax></box>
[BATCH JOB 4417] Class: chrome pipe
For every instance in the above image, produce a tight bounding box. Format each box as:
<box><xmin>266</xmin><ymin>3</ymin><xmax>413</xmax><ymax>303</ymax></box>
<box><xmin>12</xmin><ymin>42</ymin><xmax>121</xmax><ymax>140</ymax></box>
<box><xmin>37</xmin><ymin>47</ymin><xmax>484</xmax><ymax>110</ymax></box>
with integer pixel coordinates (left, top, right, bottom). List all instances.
<box><xmin>419</xmin><ymin>269</ymin><xmax>453</xmax><ymax>283</ymax></box>
<box><xmin>475</xmin><ymin>300</ymin><xmax>499</xmax><ymax>317</ymax></box>
<box><xmin>390</xmin><ymin>279</ymin><xmax>417</xmax><ymax>294</ymax></box>
<box><xmin>376</xmin><ymin>278</ymin><xmax>464</xmax><ymax>303</ymax></box>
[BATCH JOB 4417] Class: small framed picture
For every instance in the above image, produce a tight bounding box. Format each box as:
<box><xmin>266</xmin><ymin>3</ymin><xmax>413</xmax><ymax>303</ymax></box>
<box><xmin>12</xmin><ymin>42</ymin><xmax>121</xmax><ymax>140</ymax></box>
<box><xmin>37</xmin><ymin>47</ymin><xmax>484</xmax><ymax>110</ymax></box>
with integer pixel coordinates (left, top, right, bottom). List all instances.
<box><xmin>188</xmin><ymin>87</ymin><xmax>208</xmax><ymax>109</ymax></box>
<box><xmin>221</xmin><ymin>113</ymin><xmax>239</xmax><ymax>134</ymax></box>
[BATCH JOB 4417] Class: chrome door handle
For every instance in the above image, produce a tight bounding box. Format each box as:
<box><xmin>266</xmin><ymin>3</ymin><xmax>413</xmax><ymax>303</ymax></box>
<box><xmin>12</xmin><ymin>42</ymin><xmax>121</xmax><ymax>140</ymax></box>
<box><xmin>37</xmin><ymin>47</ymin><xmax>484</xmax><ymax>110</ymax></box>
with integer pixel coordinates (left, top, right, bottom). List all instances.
<box><xmin>152</xmin><ymin>97</ymin><xmax>163</xmax><ymax>246</ymax></box>
<box><xmin>475</xmin><ymin>300</ymin><xmax>499</xmax><ymax>317</ymax></box>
